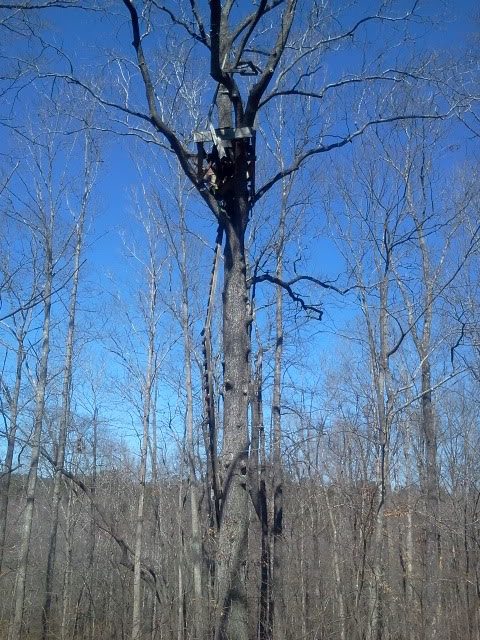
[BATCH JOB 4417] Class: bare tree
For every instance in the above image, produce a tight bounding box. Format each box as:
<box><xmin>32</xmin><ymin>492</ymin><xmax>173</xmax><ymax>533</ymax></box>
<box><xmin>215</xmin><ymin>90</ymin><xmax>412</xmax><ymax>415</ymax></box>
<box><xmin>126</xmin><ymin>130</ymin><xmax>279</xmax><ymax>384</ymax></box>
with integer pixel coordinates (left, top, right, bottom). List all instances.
<box><xmin>392</xmin><ymin>124</ymin><xmax>480</xmax><ymax>640</ymax></box>
<box><xmin>0</xmin><ymin>308</ymin><xmax>30</xmax><ymax>574</ymax></box>
<box><xmin>8</xmin><ymin>135</ymin><xmax>58</xmax><ymax>640</ymax></box>
<box><xmin>42</xmin><ymin>132</ymin><xmax>98</xmax><ymax>640</ymax></box>
<box><xmin>0</xmin><ymin>228</ymin><xmax>40</xmax><ymax>573</ymax></box>
<box><xmin>1</xmin><ymin>3</ymin><xmax>478</xmax><ymax>639</ymax></box>
<box><xmin>131</xmin><ymin>216</ymin><xmax>158</xmax><ymax>640</ymax></box>
<box><xmin>108</xmin><ymin>4</ymin><xmax>456</xmax><ymax>635</ymax></box>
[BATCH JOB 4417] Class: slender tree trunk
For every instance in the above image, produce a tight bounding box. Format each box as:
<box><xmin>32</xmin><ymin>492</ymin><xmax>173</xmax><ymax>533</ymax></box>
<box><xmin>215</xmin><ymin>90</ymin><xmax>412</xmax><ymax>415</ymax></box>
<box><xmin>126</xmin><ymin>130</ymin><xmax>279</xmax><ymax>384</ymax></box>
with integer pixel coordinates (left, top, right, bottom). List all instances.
<box><xmin>61</xmin><ymin>483</ymin><xmax>74</xmax><ymax>640</ymax></box>
<box><xmin>42</xmin><ymin>203</ymin><xmax>85</xmax><ymax>639</ymax></box>
<box><xmin>178</xmin><ymin>206</ymin><xmax>203</xmax><ymax>640</ymax></box>
<box><xmin>185</xmin><ymin>360</ymin><xmax>203</xmax><ymax>639</ymax></box>
<box><xmin>9</xmin><ymin>241</ymin><xmax>53</xmax><ymax>640</ymax></box>
<box><xmin>420</xmin><ymin>354</ymin><xmax>440</xmax><ymax>639</ymax></box>
<box><xmin>0</xmin><ymin>324</ymin><xmax>26</xmax><ymax>573</ymax></box>
<box><xmin>398</xmin><ymin>165</ymin><xmax>441</xmax><ymax>640</ymax></box>
<box><xmin>363</xmin><ymin>274</ymin><xmax>391</xmax><ymax>640</ymax></box>
<box><xmin>300</xmin><ymin>498</ymin><xmax>307</xmax><ymax>640</ymax></box>
<box><xmin>249</xmin><ymin>348</ymin><xmax>270</xmax><ymax>640</ymax></box>
<box><xmin>403</xmin><ymin>418</ymin><xmax>416</xmax><ymax>640</ymax></box>
<box><xmin>177</xmin><ymin>477</ymin><xmax>185</xmax><ymax>640</ymax></box>
<box><xmin>132</xmin><ymin>268</ymin><xmax>156</xmax><ymax>640</ymax></box>
<box><xmin>407</xmin><ymin>198</ymin><xmax>439</xmax><ymax>640</ymax></box>
<box><xmin>150</xmin><ymin>388</ymin><xmax>159</xmax><ymax>640</ymax></box>
<box><xmin>132</xmin><ymin>455</ymin><xmax>148</xmax><ymax>640</ymax></box>
<box><xmin>88</xmin><ymin>408</ymin><xmax>98</xmax><ymax>640</ymax></box>
<box><xmin>324</xmin><ymin>485</ymin><xmax>346</xmax><ymax>640</ymax></box>
<box><xmin>271</xmin><ymin>183</ymin><xmax>287</xmax><ymax>640</ymax></box>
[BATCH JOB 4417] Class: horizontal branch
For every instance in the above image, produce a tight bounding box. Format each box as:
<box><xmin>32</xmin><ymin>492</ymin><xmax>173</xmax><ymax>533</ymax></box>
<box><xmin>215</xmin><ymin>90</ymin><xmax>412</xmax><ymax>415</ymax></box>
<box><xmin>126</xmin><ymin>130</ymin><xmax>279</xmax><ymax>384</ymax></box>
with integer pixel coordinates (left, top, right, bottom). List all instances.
<box><xmin>259</xmin><ymin>69</ymin><xmax>433</xmax><ymax>109</ymax></box>
<box><xmin>249</xmin><ymin>272</ymin><xmax>343</xmax><ymax>318</ymax></box>
<box><xmin>250</xmin><ymin>272</ymin><xmax>355</xmax><ymax>295</ymax></box>
<box><xmin>0</xmin><ymin>1</ymin><xmax>83</xmax><ymax>8</ymax></box>
<box><xmin>391</xmin><ymin>368</ymin><xmax>468</xmax><ymax>419</ymax></box>
<box><xmin>254</xmin><ymin>109</ymin><xmax>456</xmax><ymax>202</ymax></box>
<box><xmin>40</xmin><ymin>73</ymin><xmax>153</xmax><ymax>124</ymax></box>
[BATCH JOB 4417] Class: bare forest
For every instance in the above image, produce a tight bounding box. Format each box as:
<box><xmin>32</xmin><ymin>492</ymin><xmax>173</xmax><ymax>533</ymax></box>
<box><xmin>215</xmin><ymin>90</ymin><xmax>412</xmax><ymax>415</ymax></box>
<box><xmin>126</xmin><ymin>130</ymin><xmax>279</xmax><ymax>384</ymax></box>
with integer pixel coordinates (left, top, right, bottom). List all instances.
<box><xmin>0</xmin><ymin>1</ymin><xmax>479</xmax><ymax>639</ymax></box>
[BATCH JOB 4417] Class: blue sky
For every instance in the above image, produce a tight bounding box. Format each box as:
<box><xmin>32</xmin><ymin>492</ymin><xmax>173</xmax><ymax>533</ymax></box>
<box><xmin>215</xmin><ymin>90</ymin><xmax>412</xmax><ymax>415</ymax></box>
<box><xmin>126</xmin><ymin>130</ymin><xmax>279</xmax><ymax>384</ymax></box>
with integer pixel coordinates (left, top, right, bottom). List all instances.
<box><xmin>22</xmin><ymin>0</ymin><xmax>476</xmax><ymax>285</ymax></box>
<box><xmin>1</xmin><ymin>0</ymin><xmax>479</xmax><ymax>458</ymax></box>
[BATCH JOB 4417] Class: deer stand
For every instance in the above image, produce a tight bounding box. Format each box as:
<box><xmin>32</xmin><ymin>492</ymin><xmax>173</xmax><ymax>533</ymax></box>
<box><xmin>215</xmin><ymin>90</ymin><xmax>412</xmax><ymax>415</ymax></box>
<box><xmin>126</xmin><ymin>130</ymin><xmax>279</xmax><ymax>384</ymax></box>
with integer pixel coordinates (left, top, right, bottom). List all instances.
<box><xmin>194</xmin><ymin>126</ymin><xmax>256</xmax><ymax>205</ymax></box>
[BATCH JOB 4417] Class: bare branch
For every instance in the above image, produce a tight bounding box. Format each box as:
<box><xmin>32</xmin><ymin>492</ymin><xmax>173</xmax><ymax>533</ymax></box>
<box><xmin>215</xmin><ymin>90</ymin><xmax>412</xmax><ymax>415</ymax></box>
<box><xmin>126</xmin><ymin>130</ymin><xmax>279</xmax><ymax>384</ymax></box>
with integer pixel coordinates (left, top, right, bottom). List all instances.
<box><xmin>264</xmin><ymin>3</ymin><xmax>423</xmax><ymax>101</ymax></box>
<box><xmin>230</xmin><ymin>0</ymin><xmax>268</xmax><ymax>70</ymax></box>
<box><xmin>151</xmin><ymin>1</ymin><xmax>209</xmax><ymax>47</ymax></box>
<box><xmin>254</xmin><ymin>110</ymin><xmax>456</xmax><ymax>202</ymax></box>
<box><xmin>122</xmin><ymin>2</ymin><xmax>191</xmax><ymax>160</ymax></box>
<box><xmin>230</xmin><ymin>0</ymin><xmax>285</xmax><ymax>46</ymax></box>
<box><xmin>250</xmin><ymin>272</ymin><xmax>356</xmax><ymax>296</ymax></box>
<box><xmin>0</xmin><ymin>259</ymin><xmax>86</xmax><ymax>323</ymax></box>
<box><xmin>209</xmin><ymin>0</ymin><xmax>226</xmax><ymax>83</ymax></box>
<box><xmin>245</xmin><ymin>0</ymin><xmax>297</xmax><ymax>124</ymax></box>
<box><xmin>189</xmin><ymin>0</ymin><xmax>208</xmax><ymax>45</ymax></box>
<box><xmin>122</xmin><ymin>0</ymin><xmax>219</xmax><ymax>215</ymax></box>
<box><xmin>259</xmin><ymin>69</ymin><xmax>435</xmax><ymax>109</ymax></box>
<box><xmin>40</xmin><ymin>446</ymin><xmax>164</xmax><ymax>603</ymax></box>
<box><xmin>249</xmin><ymin>272</ymin><xmax>329</xmax><ymax>318</ymax></box>
<box><xmin>0</xmin><ymin>1</ymin><xmax>81</xmax><ymax>8</ymax></box>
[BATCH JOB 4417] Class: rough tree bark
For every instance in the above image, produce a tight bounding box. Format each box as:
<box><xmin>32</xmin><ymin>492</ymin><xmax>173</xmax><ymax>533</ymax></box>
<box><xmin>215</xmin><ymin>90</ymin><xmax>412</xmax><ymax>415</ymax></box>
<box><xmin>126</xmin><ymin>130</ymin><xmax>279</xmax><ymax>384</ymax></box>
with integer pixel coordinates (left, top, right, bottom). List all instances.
<box><xmin>214</xmin><ymin>167</ymin><xmax>251</xmax><ymax>640</ymax></box>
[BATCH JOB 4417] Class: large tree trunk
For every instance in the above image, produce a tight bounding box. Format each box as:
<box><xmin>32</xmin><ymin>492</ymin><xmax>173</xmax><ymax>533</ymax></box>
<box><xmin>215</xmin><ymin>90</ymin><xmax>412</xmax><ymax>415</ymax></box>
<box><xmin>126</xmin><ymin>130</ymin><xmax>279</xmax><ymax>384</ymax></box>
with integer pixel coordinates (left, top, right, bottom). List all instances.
<box><xmin>214</xmin><ymin>159</ymin><xmax>251</xmax><ymax>640</ymax></box>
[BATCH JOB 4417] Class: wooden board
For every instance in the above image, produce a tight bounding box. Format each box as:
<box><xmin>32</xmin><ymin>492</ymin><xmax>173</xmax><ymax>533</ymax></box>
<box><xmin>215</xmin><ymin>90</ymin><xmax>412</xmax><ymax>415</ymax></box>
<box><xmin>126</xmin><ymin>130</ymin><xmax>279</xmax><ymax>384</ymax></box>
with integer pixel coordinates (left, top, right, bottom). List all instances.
<box><xmin>193</xmin><ymin>126</ymin><xmax>254</xmax><ymax>143</ymax></box>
